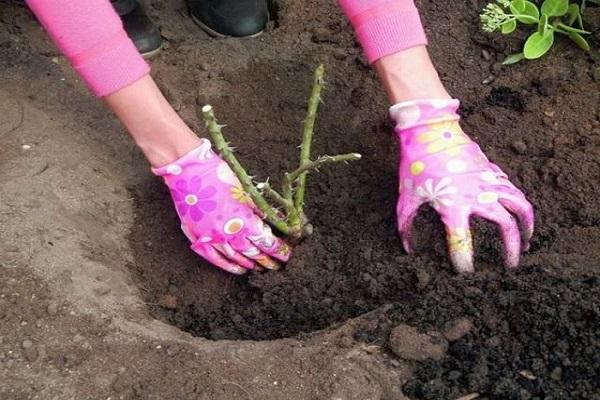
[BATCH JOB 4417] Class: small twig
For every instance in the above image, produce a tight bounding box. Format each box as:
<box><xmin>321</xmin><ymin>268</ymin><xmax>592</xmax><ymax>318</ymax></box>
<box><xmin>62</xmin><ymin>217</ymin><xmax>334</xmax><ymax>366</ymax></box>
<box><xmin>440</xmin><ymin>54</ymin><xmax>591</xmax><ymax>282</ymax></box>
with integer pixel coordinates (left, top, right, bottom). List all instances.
<box><xmin>285</xmin><ymin>153</ymin><xmax>362</xmax><ymax>185</ymax></box>
<box><xmin>282</xmin><ymin>153</ymin><xmax>360</xmax><ymax>235</ymax></box>
<box><xmin>256</xmin><ymin>181</ymin><xmax>292</xmax><ymax>211</ymax></box>
<box><xmin>293</xmin><ymin>64</ymin><xmax>324</xmax><ymax>212</ymax></box>
<box><xmin>201</xmin><ymin>105</ymin><xmax>290</xmax><ymax>235</ymax></box>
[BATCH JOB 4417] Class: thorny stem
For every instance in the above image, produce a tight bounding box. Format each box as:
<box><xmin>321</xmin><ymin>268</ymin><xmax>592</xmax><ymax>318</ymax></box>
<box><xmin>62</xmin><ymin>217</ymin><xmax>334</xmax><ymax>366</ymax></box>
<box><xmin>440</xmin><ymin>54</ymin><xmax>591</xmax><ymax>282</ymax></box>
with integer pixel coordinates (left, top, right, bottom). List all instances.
<box><xmin>284</xmin><ymin>154</ymin><xmax>363</xmax><ymax>193</ymax></box>
<box><xmin>284</xmin><ymin>153</ymin><xmax>362</xmax><ymax>233</ymax></box>
<box><xmin>293</xmin><ymin>64</ymin><xmax>325</xmax><ymax>215</ymax></box>
<box><xmin>200</xmin><ymin>66</ymin><xmax>361</xmax><ymax>242</ymax></box>
<box><xmin>201</xmin><ymin>105</ymin><xmax>291</xmax><ymax>235</ymax></box>
<box><xmin>256</xmin><ymin>181</ymin><xmax>293</xmax><ymax>210</ymax></box>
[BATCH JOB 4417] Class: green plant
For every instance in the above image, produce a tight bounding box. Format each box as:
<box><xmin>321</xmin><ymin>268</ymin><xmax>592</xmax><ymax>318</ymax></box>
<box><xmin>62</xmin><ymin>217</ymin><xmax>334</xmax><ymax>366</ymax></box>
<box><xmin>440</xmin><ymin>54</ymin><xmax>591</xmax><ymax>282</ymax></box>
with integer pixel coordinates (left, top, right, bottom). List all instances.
<box><xmin>480</xmin><ymin>0</ymin><xmax>595</xmax><ymax>63</ymax></box>
<box><xmin>199</xmin><ymin>65</ymin><xmax>361</xmax><ymax>242</ymax></box>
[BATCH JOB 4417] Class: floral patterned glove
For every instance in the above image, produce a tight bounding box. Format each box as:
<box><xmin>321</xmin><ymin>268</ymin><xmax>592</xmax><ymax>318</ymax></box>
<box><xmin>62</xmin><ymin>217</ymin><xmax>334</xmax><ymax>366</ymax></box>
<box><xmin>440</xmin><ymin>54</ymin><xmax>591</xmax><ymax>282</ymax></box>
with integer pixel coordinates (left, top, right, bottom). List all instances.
<box><xmin>152</xmin><ymin>139</ymin><xmax>291</xmax><ymax>275</ymax></box>
<box><xmin>391</xmin><ymin>99</ymin><xmax>534</xmax><ymax>272</ymax></box>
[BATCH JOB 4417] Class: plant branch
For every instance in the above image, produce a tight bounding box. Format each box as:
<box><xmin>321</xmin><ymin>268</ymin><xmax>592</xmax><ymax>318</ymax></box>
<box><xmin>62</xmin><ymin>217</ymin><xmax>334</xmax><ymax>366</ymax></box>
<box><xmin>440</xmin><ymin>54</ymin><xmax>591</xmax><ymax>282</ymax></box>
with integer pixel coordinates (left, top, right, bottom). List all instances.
<box><xmin>293</xmin><ymin>64</ymin><xmax>325</xmax><ymax>213</ymax></box>
<box><xmin>256</xmin><ymin>181</ymin><xmax>293</xmax><ymax>211</ymax></box>
<box><xmin>290</xmin><ymin>153</ymin><xmax>362</xmax><ymax>182</ymax></box>
<box><xmin>201</xmin><ymin>105</ymin><xmax>291</xmax><ymax>235</ymax></box>
<box><xmin>283</xmin><ymin>153</ymin><xmax>362</xmax><ymax>201</ymax></box>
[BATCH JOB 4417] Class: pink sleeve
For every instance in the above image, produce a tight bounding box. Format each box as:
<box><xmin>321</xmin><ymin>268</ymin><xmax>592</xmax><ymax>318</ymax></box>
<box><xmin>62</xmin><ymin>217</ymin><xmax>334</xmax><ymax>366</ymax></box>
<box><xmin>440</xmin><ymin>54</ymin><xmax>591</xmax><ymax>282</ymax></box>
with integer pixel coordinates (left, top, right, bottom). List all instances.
<box><xmin>337</xmin><ymin>0</ymin><xmax>427</xmax><ymax>64</ymax></box>
<box><xmin>26</xmin><ymin>0</ymin><xmax>150</xmax><ymax>97</ymax></box>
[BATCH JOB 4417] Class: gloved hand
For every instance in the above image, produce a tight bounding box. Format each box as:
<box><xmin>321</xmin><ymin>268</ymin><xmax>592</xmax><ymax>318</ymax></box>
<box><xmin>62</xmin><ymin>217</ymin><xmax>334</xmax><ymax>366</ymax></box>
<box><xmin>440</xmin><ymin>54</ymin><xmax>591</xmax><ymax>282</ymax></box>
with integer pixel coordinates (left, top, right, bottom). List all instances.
<box><xmin>391</xmin><ymin>99</ymin><xmax>534</xmax><ymax>272</ymax></box>
<box><xmin>152</xmin><ymin>139</ymin><xmax>291</xmax><ymax>274</ymax></box>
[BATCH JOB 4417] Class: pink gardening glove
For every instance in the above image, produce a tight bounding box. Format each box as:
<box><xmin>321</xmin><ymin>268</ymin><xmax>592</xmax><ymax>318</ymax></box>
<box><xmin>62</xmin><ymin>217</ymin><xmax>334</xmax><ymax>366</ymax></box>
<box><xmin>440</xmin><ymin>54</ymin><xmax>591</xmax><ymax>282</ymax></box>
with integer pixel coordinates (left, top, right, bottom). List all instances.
<box><xmin>392</xmin><ymin>99</ymin><xmax>534</xmax><ymax>273</ymax></box>
<box><xmin>152</xmin><ymin>139</ymin><xmax>291</xmax><ymax>275</ymax></box>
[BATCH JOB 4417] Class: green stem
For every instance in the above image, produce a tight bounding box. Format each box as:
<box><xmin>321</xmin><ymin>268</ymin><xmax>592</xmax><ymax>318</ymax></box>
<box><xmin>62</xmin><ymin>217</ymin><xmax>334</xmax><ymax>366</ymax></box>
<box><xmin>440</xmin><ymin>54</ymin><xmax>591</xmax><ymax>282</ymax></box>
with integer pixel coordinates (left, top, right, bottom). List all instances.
<box><xmin>286</xmin><ymin>153</ymin><xmax>362</xmax><ymax>185</ymax></box>
<box><xmin>511</xmin><ymin>14</ymin><xmax>537</xmax><ymax>24</ymax></box>
<box><xmin>555</xmin><ymin>22</ymin><xmax>590</xmax><ymax>35</ymax></box>
<box><xmin>201</xmin><ymin>105</ymin><xmax>291</xmax><ymax>235</ymax></box>
<box><xmin>282</xmin><ymin>153</ymin><xmax>362</xmax><ymax>229</ymax></box>
<box><xmin>283</xmin><ymin>152</ymin><xmax>361</xmax><ymax>231</ymax></box>
<box><xmin>256</xmin><ymin>181</ymin><xmax>293</xmax><ymax>211</ymax></box>
<box><xmin>293</xmin><ymin>64</ymin><xmax>325</xmax><ymax>214</ymax></box>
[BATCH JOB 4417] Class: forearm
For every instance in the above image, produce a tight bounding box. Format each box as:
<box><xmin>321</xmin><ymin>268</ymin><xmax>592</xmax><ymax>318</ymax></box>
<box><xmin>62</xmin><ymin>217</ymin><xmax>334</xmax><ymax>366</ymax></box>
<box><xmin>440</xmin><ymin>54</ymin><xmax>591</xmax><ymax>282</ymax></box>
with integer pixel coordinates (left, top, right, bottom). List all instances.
<box><xmin>26</xmin><ymin>0</ymin><xmax>149</xmax><ymax>97</ymax></box>
<box><xmin>373</xmin><ymin>46</ymin><xmax>450</xmax><ymax>103</ymax></box>
<box><xmin>103</xmin><ymin>75</ymin><xmax>202</xmax><ymax>167</ymax></box>
<box><xmin>338</xmin><ymin>0</ymin><xmax>449</xmax><ymax>103</ymax></box>
<box><xmin>27</xmin><ymin>0</ymin><xmax>197</xmax><ymax>167</ymax></box>
<box><xmin>337</xmin><ymin>0</ymin><xmax>427</xmax><ymax>63</ymax></box>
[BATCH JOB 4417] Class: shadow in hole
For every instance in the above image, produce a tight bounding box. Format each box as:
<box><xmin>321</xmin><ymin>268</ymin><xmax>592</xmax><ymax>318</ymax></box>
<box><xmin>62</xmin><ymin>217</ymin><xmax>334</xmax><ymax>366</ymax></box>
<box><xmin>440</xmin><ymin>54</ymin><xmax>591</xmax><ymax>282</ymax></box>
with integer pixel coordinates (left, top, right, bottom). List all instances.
<box><xmin>125</xmin><ymin>159</ymin><xmax>436</xmax><ymax>341</ymax></box>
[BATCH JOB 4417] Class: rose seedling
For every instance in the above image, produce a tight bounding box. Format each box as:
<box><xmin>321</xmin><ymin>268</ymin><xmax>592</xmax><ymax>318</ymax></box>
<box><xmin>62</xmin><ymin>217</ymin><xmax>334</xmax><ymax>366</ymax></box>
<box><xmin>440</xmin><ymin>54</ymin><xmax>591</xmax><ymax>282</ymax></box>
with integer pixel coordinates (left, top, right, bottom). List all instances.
<box><xmin>200</xmin><ymin>65</ymin><xmax>361</xmax><ymax>242</ymax></box>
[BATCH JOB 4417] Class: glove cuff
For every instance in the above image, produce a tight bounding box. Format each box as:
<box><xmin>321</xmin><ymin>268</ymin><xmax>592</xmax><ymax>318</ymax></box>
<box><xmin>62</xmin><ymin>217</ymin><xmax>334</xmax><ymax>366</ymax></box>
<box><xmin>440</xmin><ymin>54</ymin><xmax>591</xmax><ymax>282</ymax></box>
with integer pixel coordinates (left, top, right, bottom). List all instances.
<box><xmin>389</xmin><ymin>98</ymin><xmax>461</xmax><ymax>133</ymax></box>
<box><xmin>151</xmin><ymin>138</ymin><xmax>219</xmax><ymax>177</ymax></box>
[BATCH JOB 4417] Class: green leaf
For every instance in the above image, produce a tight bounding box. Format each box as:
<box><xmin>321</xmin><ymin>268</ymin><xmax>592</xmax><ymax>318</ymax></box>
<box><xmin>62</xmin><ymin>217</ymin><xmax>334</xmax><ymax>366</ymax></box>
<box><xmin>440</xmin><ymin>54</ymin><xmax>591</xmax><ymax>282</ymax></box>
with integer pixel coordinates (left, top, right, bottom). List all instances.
<box><xmin>538</xmin><ymin>14</ymin><xmax>549</xmax><ymax>35</ymax></box>
<box><xmin>510</xmin><ymin>0</ymin><xmax>526</xmax><ymax>12</ymax></box>
<box><xmin>541</xmin><ymin>0</ymin><xmax>569</xmax><ymax>16</ymax></box>
<box><xmin>502</xmin><ymin>52</ymin><xmax>526</xmax><ymax>64</ymax></box>
<box><xmin>567</xmin><ymin>3</ymin><xmax>585</xmax><ymax>29</ymax></box>
<box><xmin>523</xmin><ymin>31</ymin><xmax>555</xmax><ymax>59</ymax></box>
<box><xmin>501</xmin><ymin>19</ymin><xmax>518</xmax><ymax>33</ymax></box>
<box><xmin>569</xmin><ymin>32</ymin><xmax>591</xmax><ymax>51</ymax></box>
<box><xmin>518</xmin><ymin>1</ymin><xmax>540</xmax><ymax>23</ymax></box>
<box><xmin>510</xmin><ymin>0</ymin><xmax>539</xmax><ymax>23</ymax></box>
<box><xmin>566</xmin><ymin>4</ymin><xmax>580</xmax><ymax>25</ymax></box>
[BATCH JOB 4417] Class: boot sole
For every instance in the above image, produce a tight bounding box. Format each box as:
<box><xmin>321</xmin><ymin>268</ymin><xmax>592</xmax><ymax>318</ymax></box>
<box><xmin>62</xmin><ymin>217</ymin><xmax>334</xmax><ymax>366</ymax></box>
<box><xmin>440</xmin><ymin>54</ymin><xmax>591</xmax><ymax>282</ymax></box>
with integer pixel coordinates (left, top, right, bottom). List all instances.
<box><xmin>190</xmin><ymin>12</ymin><xmax>265</xmax><ymax>39</ymax></box>
<box><xmin>141</xmin><ymin>44</ymin><xmax>163</xmax><ymax>59</ymax></box>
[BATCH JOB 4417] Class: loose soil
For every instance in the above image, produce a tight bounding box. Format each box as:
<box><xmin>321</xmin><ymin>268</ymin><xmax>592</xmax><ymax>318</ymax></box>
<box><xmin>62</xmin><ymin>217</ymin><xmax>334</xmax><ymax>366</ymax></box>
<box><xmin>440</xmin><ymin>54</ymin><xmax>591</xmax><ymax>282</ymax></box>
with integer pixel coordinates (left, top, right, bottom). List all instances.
<box><xmin>1</xmin><ymin>0</ymin><xmax>599</xmax><ymax>399</ymax></box>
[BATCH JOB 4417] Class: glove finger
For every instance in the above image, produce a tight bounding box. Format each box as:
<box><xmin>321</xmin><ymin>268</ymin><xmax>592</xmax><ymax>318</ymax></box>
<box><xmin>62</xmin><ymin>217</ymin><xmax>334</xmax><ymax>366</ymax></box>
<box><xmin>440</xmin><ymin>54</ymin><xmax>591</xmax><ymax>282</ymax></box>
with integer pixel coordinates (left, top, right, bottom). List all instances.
<box><xmin>473</xmin><ymin>205</ymin><xmax>522</xmax><ymax>269</ymax></box>
<box><xmin>440</xmin><ymin>208</ymin><xmax>474</xmax><ymax>273</ymax></box>
<box><xmin>247</xmin><ymin>221</ymin><xmax>292</xmax><ymax>262</ymax></box>
<box><xmin>498</xmin><ymin>193</ymin><xmax>535</xmax><ymax>250</ymax></box>
<box><xmin>232</xmin><ymin>240</ymin><xmax>281</xmax><ymax>270</ymax></box>
<box><xmin>396</xmin><ymin>197</ymin><xmax>421</xmax><ymax>254</ymax></box>
<box><xmin>213</xmin><ymin>243</ymin><xmax>256</xmax><ymax>270</ymax></box>
<box><xmin>246</xmin><ymin>251</ymin><xmax>281</xmax><ymax>270</ymax></box>
<box><xmin>248</xmin><ymin>236</ymin><xmax>291</xmax><ymax>263</ymax></box>
<box><xmin>190</xmin><ymin>242</ymin><xmax>248</xmax><ymax>275</ymax></box>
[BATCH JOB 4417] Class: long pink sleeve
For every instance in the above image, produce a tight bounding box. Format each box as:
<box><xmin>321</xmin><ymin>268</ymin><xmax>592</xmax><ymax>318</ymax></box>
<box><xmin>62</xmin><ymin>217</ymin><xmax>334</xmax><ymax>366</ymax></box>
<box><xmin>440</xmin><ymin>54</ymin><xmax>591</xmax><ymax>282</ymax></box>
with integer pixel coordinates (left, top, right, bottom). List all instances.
<box><xmin>337</xmin><ymin>0</ymin><xmax>427</xmax><ymax>64</ymax></box>
<box><xmin>26</xmin><ymin>0</ymin><xmax>150</xmax><ymax>97</ymax></box>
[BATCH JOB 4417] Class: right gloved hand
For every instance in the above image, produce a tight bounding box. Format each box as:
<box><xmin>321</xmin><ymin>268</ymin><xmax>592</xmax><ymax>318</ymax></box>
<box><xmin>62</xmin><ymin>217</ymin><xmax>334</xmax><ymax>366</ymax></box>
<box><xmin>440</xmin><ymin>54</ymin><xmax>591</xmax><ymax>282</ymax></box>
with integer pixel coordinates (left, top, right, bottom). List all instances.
<box><xmin>152</xmin><ymin>139</ymin><xmax>291</xmax><ymax>275</ymax></box>
<box><xmin>391</xmin><ymin>99</ymin><xmax>534</xmax><ymax>272</ymax></box>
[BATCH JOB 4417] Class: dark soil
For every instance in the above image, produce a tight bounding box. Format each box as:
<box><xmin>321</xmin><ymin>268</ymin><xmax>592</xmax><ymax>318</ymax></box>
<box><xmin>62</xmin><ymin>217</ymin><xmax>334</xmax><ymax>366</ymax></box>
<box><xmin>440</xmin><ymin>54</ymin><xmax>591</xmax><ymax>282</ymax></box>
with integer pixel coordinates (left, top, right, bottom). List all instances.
<box><xmin>373</xmin><ymin>271</ymin><xmax>599</xmax><ymax>399</ymax></box>
<box><xmin>121</xmin><ymin>0</ymin><xmax>600</xmax><ymax>398</ymax></box>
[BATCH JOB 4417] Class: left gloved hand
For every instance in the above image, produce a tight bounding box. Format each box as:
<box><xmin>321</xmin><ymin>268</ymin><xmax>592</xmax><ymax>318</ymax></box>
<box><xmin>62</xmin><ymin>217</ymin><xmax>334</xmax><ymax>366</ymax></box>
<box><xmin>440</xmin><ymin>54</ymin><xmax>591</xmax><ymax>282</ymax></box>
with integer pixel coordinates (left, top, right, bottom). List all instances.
<box><xmin>152</xmin><ymin>139</ymin><xmax>291</xmax><ymax>275</ymax></box>
<box><xmin>391</xmin><ymin>99</ymin><xmax>534</xmax><ymax>272</ymax></box>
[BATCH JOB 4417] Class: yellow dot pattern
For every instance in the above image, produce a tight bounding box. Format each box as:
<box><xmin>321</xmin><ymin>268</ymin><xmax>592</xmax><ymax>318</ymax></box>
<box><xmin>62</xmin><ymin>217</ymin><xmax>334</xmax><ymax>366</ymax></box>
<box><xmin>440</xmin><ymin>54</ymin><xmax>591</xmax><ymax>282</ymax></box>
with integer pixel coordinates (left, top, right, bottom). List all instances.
<box><xmin>410</xmin><ymin>161</ymin><xmax>425</xmax><ymax>176</ymax></box>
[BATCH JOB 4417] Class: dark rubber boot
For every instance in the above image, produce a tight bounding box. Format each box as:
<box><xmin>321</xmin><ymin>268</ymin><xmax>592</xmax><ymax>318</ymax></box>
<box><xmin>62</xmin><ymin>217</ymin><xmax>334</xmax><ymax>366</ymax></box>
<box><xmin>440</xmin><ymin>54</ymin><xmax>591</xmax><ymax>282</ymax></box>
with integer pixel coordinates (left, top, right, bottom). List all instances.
<box><xmin>111</xmin><ymin>0</ymin><xmax>136</xmax><ymax>16</ymax></box>
<box><xmin>112</xmin><ymin>0</ymin><xmax>162</xmax><ymax>58</ymax></box>
<box><xmin>187</xmin><ymin>0</ymin><xmax>269</xmax><ymax>38</ymax></box>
